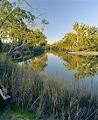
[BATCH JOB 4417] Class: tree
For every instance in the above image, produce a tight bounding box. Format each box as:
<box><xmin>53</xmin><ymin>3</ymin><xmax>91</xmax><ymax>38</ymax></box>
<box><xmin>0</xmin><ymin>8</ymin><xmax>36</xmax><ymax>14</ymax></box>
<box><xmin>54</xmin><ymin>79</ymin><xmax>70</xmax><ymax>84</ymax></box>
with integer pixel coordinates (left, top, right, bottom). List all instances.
<box><xmin>73</xmin><ymin>21</ymin><xmax>79</xmax><ymax>33</ymax></box>
<box><xmin>41</xmin><ymin>19</ymin><xmax>49</xmax><ymax>32</ymax></box>
<box><xmin>0</xmin><ymin>0</ymin><xmax>48</xmax><ymax>57</ymax></box>
<box><xmin>52</xmin><ymin>22</ymin><xmax>98</xmax><ymax>52</ymax></box>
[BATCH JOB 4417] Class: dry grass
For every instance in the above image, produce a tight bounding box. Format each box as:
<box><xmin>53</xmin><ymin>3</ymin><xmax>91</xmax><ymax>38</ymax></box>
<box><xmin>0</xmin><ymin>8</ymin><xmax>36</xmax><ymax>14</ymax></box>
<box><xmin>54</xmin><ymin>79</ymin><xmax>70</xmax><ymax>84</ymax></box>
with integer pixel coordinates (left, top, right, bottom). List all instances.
<box><xmin>1</xmin><ymin>55</ymin><xmax>98</xmax><ymax>120</ymax></box>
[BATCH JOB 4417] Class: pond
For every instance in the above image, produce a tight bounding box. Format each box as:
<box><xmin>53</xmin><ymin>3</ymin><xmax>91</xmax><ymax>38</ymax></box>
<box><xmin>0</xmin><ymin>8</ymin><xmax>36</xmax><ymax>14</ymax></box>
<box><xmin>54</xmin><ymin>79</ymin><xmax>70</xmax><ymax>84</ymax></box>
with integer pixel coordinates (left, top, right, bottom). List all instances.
<box><xmin>2</xmin><ymin>52</ymin><xmax>98</xmax><ymax>118</ymax></box>
<box><xmin>19</xmin><ymin>52</ymin><xmax>98</xmax><ymax>92</ymax></box>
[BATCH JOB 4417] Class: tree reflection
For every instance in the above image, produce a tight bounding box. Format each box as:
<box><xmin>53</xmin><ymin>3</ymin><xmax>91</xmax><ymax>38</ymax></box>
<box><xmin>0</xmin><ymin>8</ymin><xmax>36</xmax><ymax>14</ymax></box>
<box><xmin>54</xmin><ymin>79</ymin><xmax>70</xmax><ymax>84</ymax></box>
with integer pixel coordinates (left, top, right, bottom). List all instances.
<box><xmin>51</xmin><ymin>51</ymin><xmax>98</xmax><ymax>80</ymax></box>
<box><xmin>19</xmin><ymin>53</ymin><xmax>48</xmax><ymax>72</ymax></box>
<box><xmin>30</xmin><ymin>54</ymin><xmax>48</xmax><ymax>72</ymax></box>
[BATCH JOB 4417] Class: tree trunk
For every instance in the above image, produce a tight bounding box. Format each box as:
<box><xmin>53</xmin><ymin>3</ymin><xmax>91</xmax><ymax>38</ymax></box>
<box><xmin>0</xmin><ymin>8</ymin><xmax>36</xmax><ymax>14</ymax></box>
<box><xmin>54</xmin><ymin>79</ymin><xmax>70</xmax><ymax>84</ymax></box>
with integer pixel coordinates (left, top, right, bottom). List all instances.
<box><xmin>0</xmin><ymin>40</ymin><xmax>2</xmax><ymax>52</ymax></box>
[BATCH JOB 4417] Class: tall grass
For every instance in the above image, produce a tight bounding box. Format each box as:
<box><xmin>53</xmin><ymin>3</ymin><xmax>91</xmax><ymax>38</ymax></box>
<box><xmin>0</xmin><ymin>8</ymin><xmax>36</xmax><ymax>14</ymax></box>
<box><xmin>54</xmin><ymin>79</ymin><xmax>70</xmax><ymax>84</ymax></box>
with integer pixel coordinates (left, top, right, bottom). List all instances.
<box><xmin>1</xmin><ymin>54</ymin><xmax>98</xmax><ymax>120</ymax></box>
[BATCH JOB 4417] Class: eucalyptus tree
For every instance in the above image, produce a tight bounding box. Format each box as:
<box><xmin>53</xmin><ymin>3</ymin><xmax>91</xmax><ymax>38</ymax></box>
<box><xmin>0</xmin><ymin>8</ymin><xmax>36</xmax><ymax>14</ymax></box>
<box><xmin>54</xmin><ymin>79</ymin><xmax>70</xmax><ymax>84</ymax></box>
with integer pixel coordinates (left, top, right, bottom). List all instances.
<box><xmin>0</xmin><ymin>0</ymin><xmax>35</xmax><ymax>41</ymax></box>
<box><xmin>41</xmin><ymin>19</ymin><xmax>49</xmax><ymax>32</ymax></box>
<box><xmin>53</xmin><ymin>22</ymin><xmax>98</xmax><ymax>52</ymax></box>
<box><xmin>0</xmin><ymin>0</ymin><xmax>48</xmax><ymax>57</ymax></box>
<box><xmin>73</xmin><ymin>22</ymin><xmax>98</xmax><ymax>51</ymax></box>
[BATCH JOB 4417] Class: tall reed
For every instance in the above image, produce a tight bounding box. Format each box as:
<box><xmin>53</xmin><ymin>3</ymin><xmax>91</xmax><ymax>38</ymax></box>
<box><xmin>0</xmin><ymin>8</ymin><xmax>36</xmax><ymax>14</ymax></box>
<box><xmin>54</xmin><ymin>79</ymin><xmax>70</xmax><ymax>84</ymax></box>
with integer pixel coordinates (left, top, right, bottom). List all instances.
<box><xmin>1</xmin><ymin>55</ymin><xmax>98</xmax><ymax>119</ymax></box>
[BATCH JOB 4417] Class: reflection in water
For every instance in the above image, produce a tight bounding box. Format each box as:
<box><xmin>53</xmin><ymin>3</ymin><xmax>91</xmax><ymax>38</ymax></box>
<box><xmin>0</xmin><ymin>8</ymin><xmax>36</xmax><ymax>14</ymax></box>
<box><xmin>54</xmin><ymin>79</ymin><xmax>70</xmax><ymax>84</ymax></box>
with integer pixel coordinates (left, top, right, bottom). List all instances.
<box><xmin>1</xmin><ymin>55</ymin><xmax>96</xmax><ymax>119</ymax></box>
<box><xmin>19</xmin><ymin>53</ymin><xmax>48</xmax><ymax>72</ymax></box>
<box><xmin>19</xmin><ymin>52</ymin><xmax>98</xmax><ymax>81</ymax></box>
<box><xmin>1</xmin><ymin>52</ymin><xmax>98</xmax><ymax>99</ymax></box>
<box><xmin>30</xmin><ymin>54</ymin><xmax>48</xmax><ymax>72</ymax></box>
<box><xmin>50</xmin><ymin>51</ymin><xmax>98</xmax><ymax>80</ymax></box>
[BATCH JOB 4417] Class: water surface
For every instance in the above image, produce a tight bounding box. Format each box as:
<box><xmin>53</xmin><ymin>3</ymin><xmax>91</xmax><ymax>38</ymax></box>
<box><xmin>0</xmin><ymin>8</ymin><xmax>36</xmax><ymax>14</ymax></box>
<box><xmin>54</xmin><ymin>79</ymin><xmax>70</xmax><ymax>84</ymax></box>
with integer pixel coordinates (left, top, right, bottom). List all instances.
<box><xmin>20</xmin><ymin>52</ymin><xmax>98</xmax><ymax>92</ymax></box>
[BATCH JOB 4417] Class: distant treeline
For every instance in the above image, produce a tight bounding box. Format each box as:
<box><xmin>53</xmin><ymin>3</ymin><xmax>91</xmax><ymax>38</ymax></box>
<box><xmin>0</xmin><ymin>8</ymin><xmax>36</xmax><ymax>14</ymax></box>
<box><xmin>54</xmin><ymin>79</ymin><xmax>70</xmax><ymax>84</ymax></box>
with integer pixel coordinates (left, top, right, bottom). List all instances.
<box><xmin>51</xmin><ymin>22</ymin><xmax>98</xmax><ymax>52</ymax></box>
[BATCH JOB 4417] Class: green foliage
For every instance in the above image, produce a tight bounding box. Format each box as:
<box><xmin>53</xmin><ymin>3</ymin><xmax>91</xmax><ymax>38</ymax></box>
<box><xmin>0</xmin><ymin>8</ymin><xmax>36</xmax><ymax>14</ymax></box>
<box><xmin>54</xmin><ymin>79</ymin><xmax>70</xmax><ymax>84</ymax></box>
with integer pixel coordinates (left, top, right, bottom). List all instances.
<box><xmin>23</xmin><ymin>53</ymin><xmax>48</xmax><ymax>72</ymax></box>
<box><xmin>0</xmin><ymin>106</ymin><xmax>36</xmax><ymax>120</ymax></box>
<box><xmin>32</xmin><ymin>30</ymin><xmax>47</xmax><ymax>47</ymax></box>
<box><xmin>0</xmin><ymin>0</ymin><xmax>47</xmax><ymax>58</ymax></box>
<box><xmin>52</xmin><ymin>22</ymin><xmax>98</xmax><ymax>51</ymax></box>
<box><xmin>50</xmin><ymin>51</ymin><xmax>98</xmax><ymax>80</ymax></box>
<box><xmin>41</xmin><ymin>19</ymin><xmax>49</xmax><ymax>32</ymax></box>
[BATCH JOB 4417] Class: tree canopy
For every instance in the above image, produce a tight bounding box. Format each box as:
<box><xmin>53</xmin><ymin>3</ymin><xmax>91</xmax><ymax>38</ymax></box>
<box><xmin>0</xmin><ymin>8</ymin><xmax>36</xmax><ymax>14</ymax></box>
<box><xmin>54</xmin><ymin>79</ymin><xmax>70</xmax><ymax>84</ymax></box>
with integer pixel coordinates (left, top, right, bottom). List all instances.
<box><xmin>0</xmin><ymin>0</ymin><xmax>48</xmax><ymax>60</ymax></box>
<box><xmin>0</xmin><ymin>0</ymin><xmax>48</xmax><ymax>48</ymax></box>
<box><xmin>51</xmin><ymin>22</ymin><xmax>98</xmax><ymax>52</ymax></box>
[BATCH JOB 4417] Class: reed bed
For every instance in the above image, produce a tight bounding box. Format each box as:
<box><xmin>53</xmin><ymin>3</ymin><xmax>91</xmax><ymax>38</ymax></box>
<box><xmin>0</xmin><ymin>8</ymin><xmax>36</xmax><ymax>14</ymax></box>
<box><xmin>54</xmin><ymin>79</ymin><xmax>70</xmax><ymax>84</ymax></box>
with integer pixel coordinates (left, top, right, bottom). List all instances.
<box><xmin>0</xmin><ymin>55</ymin><xmax>98</xmax><ymax>120</ymax></box>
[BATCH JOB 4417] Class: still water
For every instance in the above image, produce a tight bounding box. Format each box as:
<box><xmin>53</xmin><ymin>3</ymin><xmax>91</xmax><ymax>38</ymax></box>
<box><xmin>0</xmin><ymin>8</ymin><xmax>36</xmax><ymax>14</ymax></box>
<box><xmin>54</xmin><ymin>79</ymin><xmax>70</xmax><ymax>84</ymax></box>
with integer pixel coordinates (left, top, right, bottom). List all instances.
<box><xmin>20</xmin><ymin>52</ymin><xmax>98</xmax><ymax>92</ymax></box>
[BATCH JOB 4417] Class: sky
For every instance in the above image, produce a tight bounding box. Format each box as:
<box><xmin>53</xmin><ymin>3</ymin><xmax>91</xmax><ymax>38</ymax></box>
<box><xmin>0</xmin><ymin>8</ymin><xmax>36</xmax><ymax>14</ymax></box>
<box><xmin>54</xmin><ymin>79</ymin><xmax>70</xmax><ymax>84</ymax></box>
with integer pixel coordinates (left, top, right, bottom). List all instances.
<box><xmin>11</xmin><ymin>0</ymin><xmax>98</xmax><ymax>44</ymax></box>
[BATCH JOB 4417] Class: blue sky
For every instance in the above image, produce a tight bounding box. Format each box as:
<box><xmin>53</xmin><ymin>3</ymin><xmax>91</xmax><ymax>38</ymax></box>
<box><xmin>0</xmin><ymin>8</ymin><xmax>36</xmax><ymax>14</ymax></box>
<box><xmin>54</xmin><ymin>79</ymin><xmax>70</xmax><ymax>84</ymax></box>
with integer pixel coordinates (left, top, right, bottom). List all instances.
<box><xmin>11</xmin><ymin>0</ymin><xmax>98</xmax><ymax>43</ymax></box>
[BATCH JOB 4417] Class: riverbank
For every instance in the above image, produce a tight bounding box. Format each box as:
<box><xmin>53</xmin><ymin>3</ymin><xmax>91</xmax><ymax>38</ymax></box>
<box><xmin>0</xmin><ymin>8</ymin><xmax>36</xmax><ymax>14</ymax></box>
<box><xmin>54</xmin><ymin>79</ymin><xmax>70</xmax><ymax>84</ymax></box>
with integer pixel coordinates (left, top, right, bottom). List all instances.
<box><xmin>68</xmin><ymin>51</ymin><xmax>98</xmax><ymax>56</ymax></box>
<box><xmin>0</xmin><ymin>107</ymin><xmax>36</xmax><ymax>120</ymax></box>
<box><xmin>1</xmin><ymin>54</ymin><xmax>98</xmax><ymax>119</ymax></box>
